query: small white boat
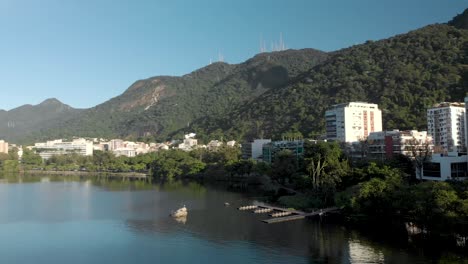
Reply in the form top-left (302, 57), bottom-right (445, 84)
top-left (171, 205), bottom-right (188, 218)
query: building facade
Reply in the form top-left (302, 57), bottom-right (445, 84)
top-left (421, 152), bottom-right (468, 181)
top-left (427, 102), bottom-right (466, 153)
top-left (367, 130), bottom-right (433, 160)
top-left (113, 148), bottom-right (136, 157)
top-left (465, 96), bottom-right (468, 152)
top-left (325, 102), bottom-right (382, 143)
top-left (34, 138), bottom-right (93, 160)
top-left (207, 140), bottom-right (223, 150)
top-left (178, 137), bottom-right (198, 151)
top-left (262, 140), bottom-right (304, 164)
top-left (241, 139), bottom-right (271, 160)
top-left (0, 140), bottom-right (8, 154)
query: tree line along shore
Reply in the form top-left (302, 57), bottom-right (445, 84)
top-left (1, 142), bottom-right (467, 248)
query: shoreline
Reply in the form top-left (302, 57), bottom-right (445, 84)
top-left (19, 170), bottom-right (148, 180)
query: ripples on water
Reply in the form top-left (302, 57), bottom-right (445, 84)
top-left (0, 176), bottom-right (465, 264)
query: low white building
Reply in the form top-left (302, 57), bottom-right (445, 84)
top-left (226, 140), bottom-right (236, 147)
top-left (178, 137), bottom-right (198, 151)
top-left (156, 143), bottom-right (169, 150)
top-left (367, 130), bottom-right (433, 160)
top-left (113, 148), bottom-right (136, 157)
top-left (33, 138), bottom-right (93, 160)
top-left (421, 152), bottom-right (468, 181)
top-left (207, 140), bottom-right (223, 150)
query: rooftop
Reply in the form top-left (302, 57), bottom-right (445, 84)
top-left (328, 102), bottom-right (379, 109)
top-left (430, 102), bottom-right (465, 108)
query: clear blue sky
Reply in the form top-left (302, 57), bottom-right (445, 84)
top-left (0, 0), bottom-right (467, 110)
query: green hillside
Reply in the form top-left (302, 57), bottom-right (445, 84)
top-left (8, 9), bottom-right (468, 144)
top-left (19, 49), bottom-right (327, 144)
top-left (0, 99), bottom-right (82, 143)
top-left (199, 24), bottom-right (468, 140)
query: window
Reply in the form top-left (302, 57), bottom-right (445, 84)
top-left (423, 162), bottom-right (441, 177)
top-left (451, 162), bottom-right (468, 178)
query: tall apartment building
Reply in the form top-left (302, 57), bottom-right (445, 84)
top-left (325, 102), bottom-right (382, 143)
top-left (427, 102), bottom-right (466, 153)
top-left (0, 140), bottom-right (8, 154)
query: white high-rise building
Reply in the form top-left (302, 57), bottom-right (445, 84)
top-left (325, 102), bottom-right (382, 143)
top-left (427, 102), bottom-right (466, 153)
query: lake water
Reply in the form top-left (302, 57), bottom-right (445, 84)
top-left (0, 176), bottom-right (465, 264)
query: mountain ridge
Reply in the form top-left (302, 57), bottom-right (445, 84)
top-left (200, 23), bottom-right (468, 140)
top-left (0, 98), bottom-right (82, 143)
top-left (4, 8), bottom-right (468, 144)
top-left (11, 48), bottom-right (327, 144)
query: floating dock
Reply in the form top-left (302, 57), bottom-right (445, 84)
top-left (270, 211), bottom-right (293, 217)
top-left (238, 205), bottom-right (258, 210)
top-left (238, 204), bottom-right (339, 224)
top-left (253, 208), bottom-right (274, 214)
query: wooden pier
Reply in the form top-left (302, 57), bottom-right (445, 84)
top-left (238, 203), bottom-right (339, 224)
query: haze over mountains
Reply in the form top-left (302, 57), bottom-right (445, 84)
top-left (3, 9), bottom-right (468, 144)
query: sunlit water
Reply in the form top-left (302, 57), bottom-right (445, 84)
top-left (0, 176), bottom-right (465, 264)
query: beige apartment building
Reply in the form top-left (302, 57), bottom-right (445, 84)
top-left (325, 102), bottom-right (383, 143)
top-left (0, 140), bottom-right (8, 154)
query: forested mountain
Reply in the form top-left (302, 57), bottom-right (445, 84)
top-left (17, 49), bottom-right (327, 143)
top-left (449, 8), bottom-right (468, 30)
top-left (198, 23), bottom-right (468, 140)
top-left (0, 99), bottom-right (82, 142)
top-left (6, 9), bottom-right (468, 144)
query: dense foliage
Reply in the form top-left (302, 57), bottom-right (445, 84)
top-left (266, 142), bottom-right (468, 237)
top-left (205, 24), bottom-right (468, 140)
top-left (0, 99), bottom-right (82, 144)
top-left (0, 149), bottom-right (19, 173)
top-left (17, 49), bottom-right (327, 144)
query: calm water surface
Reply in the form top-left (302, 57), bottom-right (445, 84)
top-left (0, 176), bottom-right (465, 264)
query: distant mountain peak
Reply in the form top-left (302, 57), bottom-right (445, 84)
top-left (39, 98), bottom-right (63, 106)
top-left (448, 8), bottom-right (468, 30)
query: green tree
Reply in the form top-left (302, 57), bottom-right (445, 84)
top-left (306, 154), bottom-right (327, 189)
top-left (270, 150), bottom-right (297, 184)
top-left (151, 150), bottom-right (206, 181)
top-left (21, 149), bottom-right (42, 167)
top-left (304, 141), bottom-right (350, 188)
